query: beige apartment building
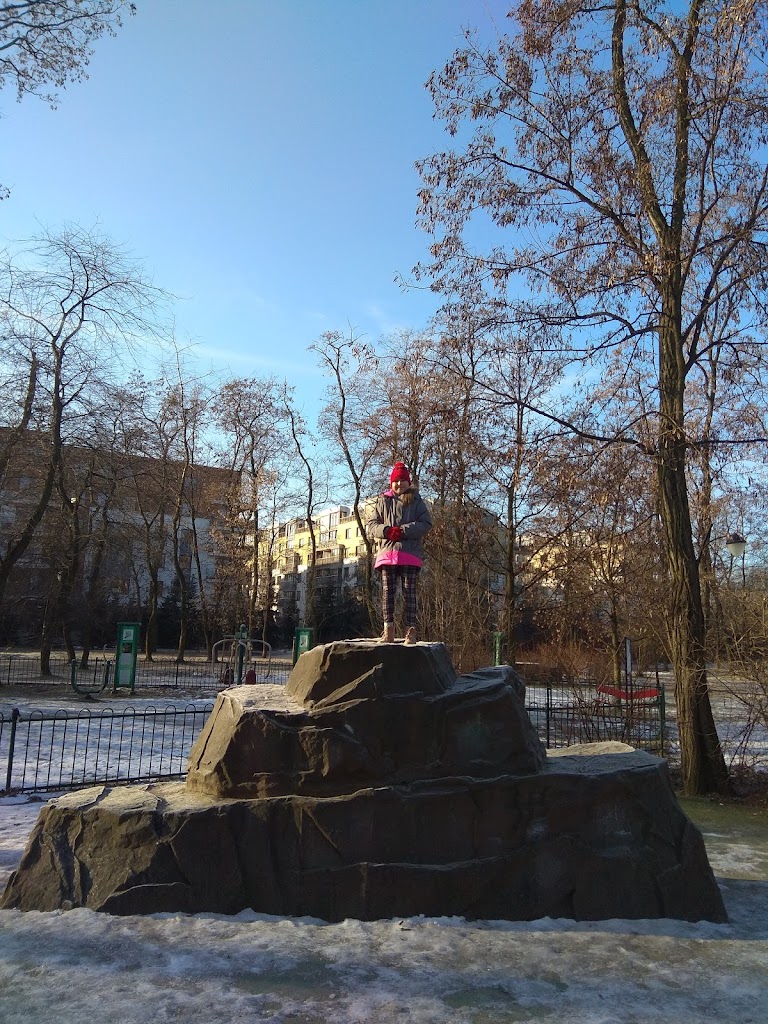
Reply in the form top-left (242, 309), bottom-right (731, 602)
top-left (269, 505), bottom-right (371, 622)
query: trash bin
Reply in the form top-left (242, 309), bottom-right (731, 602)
top-left (293, 627), bottom-right (315, 665)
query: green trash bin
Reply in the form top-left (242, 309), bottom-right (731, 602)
top-left (293, 627), bottom-right (315, 665)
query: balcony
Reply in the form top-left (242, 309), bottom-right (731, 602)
top-left (316, 545), bottom-right (343, 562)
top-left (278, 553), bottom-right (300, 572)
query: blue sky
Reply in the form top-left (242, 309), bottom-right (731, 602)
top-left (0, 0), bottom-right (507, 410)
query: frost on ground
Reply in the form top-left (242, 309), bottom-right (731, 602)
top-left (0, 794), bottom-right (765, 1023)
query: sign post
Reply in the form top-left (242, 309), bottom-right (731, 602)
top-left (235, 624), bottom-right (248, 684)
top-left (114, 622), bottom-right (141, 692)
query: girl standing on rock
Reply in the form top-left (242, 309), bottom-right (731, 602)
top-left (366, 462), bottom-right (432, 644)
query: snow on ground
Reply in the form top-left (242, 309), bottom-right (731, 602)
top-left (0, 794), bottom-right (765, 1023)
top-left (0, 672), bottom-right (764, 1022)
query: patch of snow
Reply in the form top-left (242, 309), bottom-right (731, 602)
top-left (0, 793), bottom-right (765, 1023)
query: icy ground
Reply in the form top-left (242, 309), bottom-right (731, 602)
top-left (0, 795), bottom-right (765, 1023)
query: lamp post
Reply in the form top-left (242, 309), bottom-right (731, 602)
top-left (722, 532), bottom-right (748, 661)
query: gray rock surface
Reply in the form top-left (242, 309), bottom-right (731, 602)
top-left (1, 641), bottom-right (727, 923)
top-left (186, 642), bottom-right (546, 797)
top-left (285, 639), bottom-right (458, 705)
top-left (547, 740), bottom-right (637, 756)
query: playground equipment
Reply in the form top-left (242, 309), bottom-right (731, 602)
top-left (70, 658), bottom-right (112, 699)
top-left (212, 626), bottom-right (272, 687)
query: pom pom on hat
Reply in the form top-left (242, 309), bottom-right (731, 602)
top-left (390, 462), bottom-right (411, 484)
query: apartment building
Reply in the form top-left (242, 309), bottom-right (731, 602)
top-left (269, 505), bottom-right (371, 622)
top-left (0, 429), bottom-right (239, 642)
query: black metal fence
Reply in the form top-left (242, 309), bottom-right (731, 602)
top-left (0, 652), bottom-right (292, 691)
top-left (0, 703), bottom-right (215, 794)
top-left (525, 682), bottom-right (667, 755)
top-left (0, 682), bottom-right (669, 796)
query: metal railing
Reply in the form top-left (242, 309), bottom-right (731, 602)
top-left (525, 681), bottom-right (667, 755)
top-left (0, 652), bottom-right (292, 690)
top-left (0, 672), bottom-right (669, 796)
top-left (3, 653), bottom-right (76, 686)
top-left (0, 702), bottom-right (214, 794)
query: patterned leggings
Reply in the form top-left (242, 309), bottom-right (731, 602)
top-left (379, 565), bottom-right (420, 628)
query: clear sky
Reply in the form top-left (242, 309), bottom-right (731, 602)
top-left (0, 0), bottom-right (508, 409)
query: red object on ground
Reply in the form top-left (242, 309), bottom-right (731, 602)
top-left (597, 684), bottom-right (661, 701)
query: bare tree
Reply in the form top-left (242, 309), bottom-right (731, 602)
top-left (415, 1), bottom-right (768, 793)
top-left (312, 330), bottom-right (380, 631)
top-left (213, 376), bottom-right (289, 638)
top-left (123, 379), bottom-right (181, 660)
top-left (73, 404), bottom-right (127, 666)
top-left (428, 320), bottom-right (568, 663)
top-left (281, 384), bottom-right (321, 632)
top-left (0, 226), bottom-right (165, 618)
top-left (0, 1), bottom-right (135, 197)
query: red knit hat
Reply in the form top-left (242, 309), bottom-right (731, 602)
top-left (390, 461), bottom-right (411, 484)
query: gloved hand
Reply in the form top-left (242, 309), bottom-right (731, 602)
top-left (384, 525), bottom-right (404, 542)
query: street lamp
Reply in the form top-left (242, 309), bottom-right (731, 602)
top-left (725, 532), bottom-right (747, 591)
top-left (725, 533), bottom-right (747, 559)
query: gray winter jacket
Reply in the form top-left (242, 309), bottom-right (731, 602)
top-left (366, 487), bottom-right (432, 567)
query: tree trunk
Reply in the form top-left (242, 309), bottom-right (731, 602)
top-left (39, 577), bottom-right (58, 677)
top-left (190, 511), bottom-right (212, 657)
top-left (145, 574), bottom-right (159, 661)
top-left (504, 402), bottom-right (527, 665)
top-left (61, 582), bottom-right (76, 664)
top-left (40, 636), bottom-right (52, 677)
top-left (0, 365), bottom-right (62, 607)
top-left (80, 498), bottom-right (113, 668)
top-left (504, 482), bottom-right (517, 665)
top-left (608, 604), bottom-right (622, 688)
top-left (351, 505), bottom-right (376, 633)
top-left (657, 299), bottom-right (728, 795)
top-left (173, 531), bottom-right (188, 664)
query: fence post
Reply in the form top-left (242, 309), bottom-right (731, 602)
top-left (5, 707), bottom-right (19, 792)
top-left (546, 681), bottom-right (552, 748)
top-left (7, 655), bottom-right (12, 686)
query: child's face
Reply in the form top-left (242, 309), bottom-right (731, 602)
top-left (392, 478), bottom-right (409, 495)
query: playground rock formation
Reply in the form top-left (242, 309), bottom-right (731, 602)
top-left (185, 640), bottom-right (546, 797)
top-left (1, 640), bottom-right (727, 923)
